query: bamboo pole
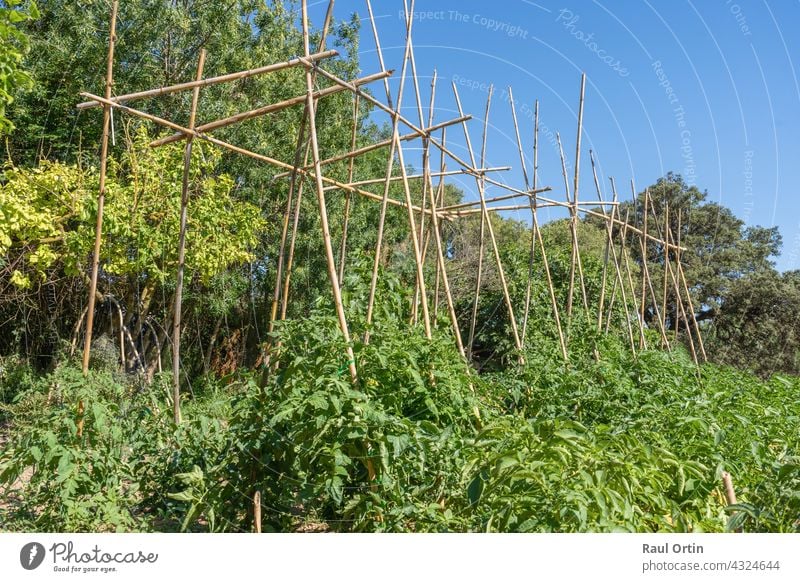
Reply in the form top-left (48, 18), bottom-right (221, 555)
top-left (432, 127), bottom-right (447, 324)
top-left (364, 0), bottom-right (419, 342)
top-left (150, 70), bottom-right (391, 148)
top-left (437, 186), bottom-right (552, 212)
top-left (604, 183), bottom-right (637, 353)
top-left (410, 68), bottom-right (437, 325)
top-left (675, 209), bottom-right (682, 337)
top-left (365, 0), bottom-right (393, 110)
top-left (639, 192), bottom-right (671, 350)
top-left (253, 491), bottom-right (262, 534)
top-left (296, 57), bottom-right (491, 183)
top-left (668, 204), bottom-right (707, 361)
top-left (270, 1), bottom-right (336, 335)
top-left (590, 151), bottom-right (611, 332)
top-left (662, 201), bottom-right (671, 334)
top-left (614, 191), bottom-right (647, 351)
top-left (272, 115), bottom-right (472, 180)
top-left (76, 50), bottom-right (338, 110)
top-left (663, 224), bottom-right (698, 365)
top-left (425, 130), bottom-right (465, 358)
top-left (509, 90), bottom-right (535, 347)
top-left (529, 102), bottom-right (568, 360)
top-left (172, 49), bottom-right (206, 425)
top-left (301, 0), bottom-right (356, 382)
top-left (82, 0), bottom-right (119, 379)
top-left (639, 183), bottom-right (649, 348)
top-left (557, 132), bottom-right (582, 320)
top-left (675, 236), bottom-right (708, 362)
top-left (466, 86), bottom-right (492, 362)
top-left (328, 167), bottom-right (508, 190)
top-left (82, 93), bottom-right (442, 220)
top-left (454, 83), bottom-right (524, 358)
top-left (338, 93), bottom-right (360, 281)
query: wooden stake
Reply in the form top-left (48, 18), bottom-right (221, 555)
top-left (254, 490), bottom-right (262, 533)
top-left (172, 48), bottom-right (206, 425)
top-left (82, 0), bottom-right (118, 383)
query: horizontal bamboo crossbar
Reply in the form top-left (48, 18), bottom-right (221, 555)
top-left (297, 58), bottom-right (497, 184)
top-left (150, 70), bottom-right (392, 147)
top-left (271, 115), bottom-right (473, 180)
top-left (76, 50), bottom-right (339, 110)
top-left (438, 187), bottom-right (553, 212)
top-left (325, 167), bottom-right (510, 190)
top-left (80, 92), bottom-right (447, 221)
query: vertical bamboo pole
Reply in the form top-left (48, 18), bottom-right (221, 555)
top-left (253, 491), bottom-right (262, 533)
top-left (301, 0), bottom-right (357, 382)
top-left (662, 201), bottom-right (670, 334)
top-left (639, 183), bottom-right (649, 347)
top-left (675, 239), bottom-right (708, 362)
top-left (411, 69), bottom-right (438, 323)
top-left (269, 0), bottom-right (335, 332)
top-left (664, 226), bottom-right (698, 366)
top-left (82, 0), bottom-right (119, 376)
top-left (390, 6), bottom-right (433, 339)
top-left (507, 89), bottom-right (532, 341)
top-left (590, 151), bottom-right (610, 332)
top-left (604, 186), bottom-right (637, 354)
top-left (519, 97), bottom-right (537, 346)
top-left (433, 127), bottom-right (447, 324)
top-left (425, 133), bottom-right (465, 358)
top-left (172, 48), bottom-right (206, 425)
top-left (79, 0), bottom-right (118, 439)
top-left (639, 191), bottom-right (670, 350)
top-left (465, 87), bottom-right (491, 362)
top-left (675, 209), bottom-right (683, 337)
top-left (557, 133), bottom-right (588, 319)
top-left (338, 93), bottom-right (360, 281)
top-left (365, 0), bottom-right (423, 341)
top-left (512, 97), bottom-right (567, 359)
top-left (617, 205), bottom-right (647, 350)
top-left (453, 84), bottom-right (524, 359)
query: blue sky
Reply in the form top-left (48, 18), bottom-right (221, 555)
top-left (307, 1), bottom-right (800, 271)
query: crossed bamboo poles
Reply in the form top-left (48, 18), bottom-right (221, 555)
top-left (79, 0), bottom-right (706, 426)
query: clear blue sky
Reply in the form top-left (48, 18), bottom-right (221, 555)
top-left (308, 1), bottom-right (800, 271)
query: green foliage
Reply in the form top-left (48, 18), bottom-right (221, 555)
top-left (0, 0), bottom-right (37, 133)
